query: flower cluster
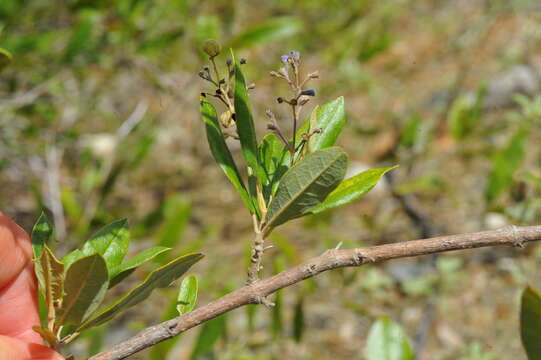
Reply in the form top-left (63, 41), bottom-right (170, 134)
top-left (267, 51), bottom-right (321, 164)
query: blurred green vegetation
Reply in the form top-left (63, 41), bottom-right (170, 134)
top-left (1, 0), bottom-right (541, 359)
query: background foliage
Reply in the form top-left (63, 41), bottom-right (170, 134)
top-left (1, 0), bottom-right (541, 359)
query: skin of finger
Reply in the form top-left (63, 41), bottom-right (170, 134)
top-left (0, 335), bottom-right (63, 360)
top-left (0, 212), bottom-right (32, 288)
top-left (0, 264), bottom-right (43, 343)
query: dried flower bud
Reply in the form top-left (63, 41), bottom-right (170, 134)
top-left (308, 71), bottom-right (319, 79)
top-left (198, 71), bottom-right (205, 78)
top-left (270, 71), bottom-right (280, 77)
top-left (201, 92), bottom-right (207, 97)
top-left (290, 98), bottom-right (298, 105)
top-left (265, 109), bottom-right (274, 118)
top-left (247, 83), bottom-right (255, 90)
top-left (226, 58), bottom-right (232, 66)
top-left (203, 66), bottom-right (210, 71)
top-left (298, 96), bottom-right (310, 106)
top-left (216, 89), bottom-right (222, 95)
top-left (240, 58), bottom-right (247, 64)
top-left (277, 97), bottom-right (284, 104)
top-left (267, 123), bottom-right (277, 130)
top-left (301, 89), bottom-right (316, 97)
top-left (227, 88), bottom-right (233, 99)
top-left (219, 79), bottom-right (226, 84)
top-left (220, 110), bottom-right (234, 128)
top-left (202, 39), bottom-right (221, 58)
top-left (290, 51), bottom-right (300, 61)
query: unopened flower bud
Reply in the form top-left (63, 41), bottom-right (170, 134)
top-left (308, 71), bottom-right (319, 79)
top-left (290, 51), bottom-right (300, 61)
top-left (202, 39), bottom-right (221, 58)
top-left (290, 98), bottom-right (298, 105)
top-left (277, 97), bottom-right (284, 104)
top-left (298, 97), bottom-right (310, 106)
top-left (267, 123), bottom-right (277, 130)
top-left (247, 83), bottom-right (255, 90)
top-left (280, 55), bottom-right (289, 65)
top-left (198, 71), bottom-right (205, 78)
top-left (226, 58), bottom-right (232, 66)
top-left (301, 89), bottom-right (316, 97)
top-left (240, 58), bottom-right (247, 64)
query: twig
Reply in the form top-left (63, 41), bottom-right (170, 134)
top-left (89, 225), bottom-right (541, 360)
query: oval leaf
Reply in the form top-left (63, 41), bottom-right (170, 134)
top-left (77, 253), bottom-right (203, 331)
top-left (308, 165), bottom-right (397, 215)
top-left (521, 286), bottom-right (541, 359)
top-left (108, 246), bottom-right (171, 288)
top-left (233, 52), bottom-right (267, 186)
top-left (200, 96), bottom-right (255, 213)
top-left (177, 275), bottom-right (198, 315)
top-left (259, 133), bottom-right (289, 198)
top-left (56, 254), bottom-right (109, 327)
top-left (264, 147), bottom-right (348, 232)
top-left (308, 96), bottom-right (346, 151)
top-left (81, 219), bottom-right (130, 270)
top-left (365, 317), bottom-right (414, 360)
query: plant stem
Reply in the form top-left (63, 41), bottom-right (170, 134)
top-left (247, 231), bottom-right (265, 284)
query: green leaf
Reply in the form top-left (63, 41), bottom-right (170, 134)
top-left (521, 286), bottom-right (541, 360)
top-left (264, 147), bottom-right (348, 232)
top-left (308, 96), bottom-right (346, 152)
top-left (39, 246), bottom-right (64, 324)
top-left (81, 219), bottom-right (130, 271)
top-left (31, 212), bottom-right (53, 259)
top-left (55, 254), bottom-right (109, 327)
top-left (292, 295), bottom-right (304, 342)
top-left (308, 166), bottom-right (397, 215)
top-left (77, 253), bottom-right (203, 331)
top-left (227, 17), bottom-right (301, 49)
top-left (259, 133), bottom-right (289, 198)
top-left (365, 317), bottom-right (414, 360)
top-left (62, 249), bottom-right (85, 270)
top-left (486, 126), bottom-right (528, 202)
top-left (200, 96), bottom-right (255, 214)
top-left (0, 47), bottom-right (12, 72)
top-left (191, 314), bottom-right (227, 359)
top-left (108, 246), bottom-right (171, 288)
top-left (233, 52), bottom-right (268, 186)
top-left (294, 97), bottom-right (346, 154)
top-left (177, 275), bottom-right (198, 315)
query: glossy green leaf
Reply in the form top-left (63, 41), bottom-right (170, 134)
top-left (177, 275), bottom-right (198, 315)
top-left (39, 246), bottom-right (64, 322)
top-left (259, 133), bottom-right (289, 198)
top-left (55, 254), bottom-right (109, 327)
top-left (365, 317), bottom-right (414, 360)
top-left (0, 48), bottom-right (12, 72)
top-left (108, 246), bottom-right (171, 288)
top-left (77, 253), bottom-right (203, 331)
top-left (486, 126), bottom-right (528, 202)
top-left (308, 166), bottom-right (397, 214)
top-left (81, 219), bottom-right (130, 271)
top-left (227, 17), bottom-right (301, 49)
top-left (191, 314), bottom-right (227, 359)
top-left (31, 212), bottom-right (53, 259)
top-left (200, 96), bottom-right (255, 213)
top-left (294, 97), bottom-right (346, 154)
top-left (233, 53), bottom-right (268, 186)
top-left (308, 96), bottom-right (346, 151)
top-left (520, 286), bottom-right (541, 360)
top-left (264, 147), bottom-right (348, 232)
top-left (62, 249), bottom-right (85, 270)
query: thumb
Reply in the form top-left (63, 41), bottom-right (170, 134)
top-left (0, 335), bottom-right (63, 360)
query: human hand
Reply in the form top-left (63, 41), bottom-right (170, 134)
top-left (0, 212), bottom-right (63, 360)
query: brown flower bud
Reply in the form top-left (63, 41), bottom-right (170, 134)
top-left (202, 39), bottom-right (221, 58)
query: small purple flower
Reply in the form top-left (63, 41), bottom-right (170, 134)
top-left (290, 51), bottom-right (300, 61)
top-left (301, 89), bottom-right (316, 97)
top-left (280, 55), bottom-right (289, 65)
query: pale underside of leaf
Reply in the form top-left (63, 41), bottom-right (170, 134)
top-left (39, 246), bottom-right (64, 326)
top-left (55, 254), bottom-right (109, 327)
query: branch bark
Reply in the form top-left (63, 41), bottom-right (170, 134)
top-left (89, 225), bottom-right (541, 360)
